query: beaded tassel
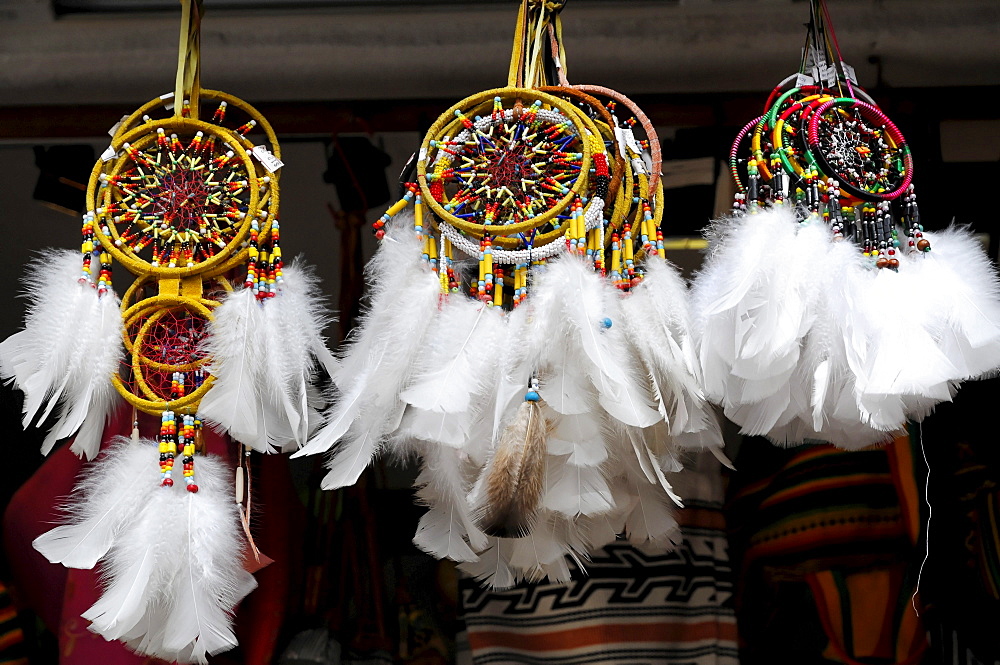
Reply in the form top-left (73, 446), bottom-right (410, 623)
top-left (904, 184), bottom-right (930, 254)
top-left (638, 201), bottom-right (654, 255)
top-left (181, 414), bottom-right (198, 493)
top-left (159, 410), bottom-right (177, 487)
top-left (622, 221), bottom-right (635, 290)
top-left (270, 217), bottom-right (284, 293)
top-left (245, 215), bottom-right (261, 292)
top-left (373, 184), bottom-right (417, 239)
top-left (478, 236), bottom-right (494, 303)
top-left (609, 231), bottom-right (622, 289)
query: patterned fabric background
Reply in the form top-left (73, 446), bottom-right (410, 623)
top-left (460, 452), bottom-right (738, 665)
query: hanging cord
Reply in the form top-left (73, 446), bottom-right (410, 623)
top-left (174, 0), bottom-right (203, 119)
top-left (819, 0), bottom-right (856, 98)
top-left (508, 0), bottom-right (567, 89)
top-left (547, 19), bottom-right (570, 86)
top-left (507, 0), bottom-right (530, 87)
top-left (911, 422), bottom-right (931, 616)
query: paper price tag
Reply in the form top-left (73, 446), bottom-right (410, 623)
top-left (820, 63), bottom-right (837, 87)
top-left (101, 145), bottom-right (117, 162)
top-left (160, 92), bottom-right (174, 111)
top-left (623, 128), bottom-right (642, 156)
top-left (108, 114), bottom-right (130, 137)
top-left (613, 125), bottom-right (628, 159)
top-left (795, 72), bottom-right (815, 87)
top-left (841, 62), bottom-right (858, 84)
top-left (631, 156), bottom-right (647, 175)
top-left (252, 145), bottom-right (284, 173)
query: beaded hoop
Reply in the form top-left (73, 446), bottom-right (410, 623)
top-left (729, 0), bottom-right (927, 266)
top-left (417, 87), bottom-right (606, 252)
top-left (806, 98), bottom-right (913, 201)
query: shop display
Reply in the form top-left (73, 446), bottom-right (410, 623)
top-left (691, 0), bottom-right (1000, 447)
top-left (0, 1), bottom-right (332, 661)
top-left (293, 0), bottom-right (724, 587)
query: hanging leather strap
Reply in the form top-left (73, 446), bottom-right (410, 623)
top-left (174, 0), bottom-right (203, 119)
top-left (507, 0), bottom-right (530, 87)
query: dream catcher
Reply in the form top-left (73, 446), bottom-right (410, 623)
top-left (692, 0), bottom-right (1000, 448)
top-left (294, 0), bottom-right (722, 587)
top-left (0, 1), bottom-right (331, 661)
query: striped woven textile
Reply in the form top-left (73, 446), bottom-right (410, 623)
top-left (727, 435), bottom-right (928, 663)
top-left (460, 453), bottom-right (738, 665)
top-left (0, 582), bottom-right (28, 665)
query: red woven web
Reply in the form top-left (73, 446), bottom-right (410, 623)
top-left (119, 308), bottom-right (209, 402)
top-left (485, 147), bottom-right (533, 198)
top-left (149, 168), bottom-right (217, 232)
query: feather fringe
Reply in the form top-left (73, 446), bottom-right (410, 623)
top-left (200, 263), bottom-right (335, 453)
top-left (293, 213), bottom-right (439, 481)
top-left (34, 438), bottom-right (253, 664)
top-left (0, 250), bottom-right (123, 459)
top-left (74, 440), bottom-right (251, 664)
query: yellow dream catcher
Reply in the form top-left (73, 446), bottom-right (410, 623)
top-left (2, 1), bottom-right (332, 661)
top-left (294, 0), bottom-right (724, 588)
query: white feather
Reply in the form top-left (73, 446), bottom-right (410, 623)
top-left (33, 439), bottom-right (155, 569)
top-left (542, 460), bottom-right (614, 518)
top-left (906, 227), bottom-right (1000, 380)
top-left (400, 298), bottom-right (498, 414)
top-left (457, 538), bottom-right (517, 589)
top-left (411, 444), bottom-right (488, 563)
top-left (199, 288), bottom-right (269, 451)
top-left (535, 256), bottom-right (661, 428)
top-left (622, 255), bottom-right (722, 450)
top-left (294, 215), bottom-right (440, 475)
top-left (539, 340), bottom-right (593, 416)
top-left (0, 250), bottom-right (123, 458)
top-left (547, 411), bottom-right (607, 467)
top-left (1, 250), bottom-right (95, 427)
top-left (82, 444), bottom-right (252, 664)
top-left (260, 261), bottom-right (335, 445)
top-left (622, 475), bottom-right (680, 545)
top-left (692, 207), bottom-right (823, 412)
top-left (158, 454), bottom-right (251, 663)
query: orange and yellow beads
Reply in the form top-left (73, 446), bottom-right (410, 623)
top-left (79, 214), bottom-right (113, 296)
top-left (159, 410), bottom-right (178, 487)
top-left (159, 411), bottom-right (200, 492)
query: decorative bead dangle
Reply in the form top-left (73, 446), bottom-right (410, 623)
top-left (159, 410), bottom-right (177, 487)
top-left (181, 414), bottom-right (198, 493)
top-left (691, 0), bottom-right (1000, 453)
top-left (12, 1), bottom-right (334, 661)
top-left (288, 0), bottom-right (725, 595)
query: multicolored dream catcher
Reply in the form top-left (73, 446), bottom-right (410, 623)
top-left (293, 0), bottom-right (724, 587)
top-left (0, 1), bottom-right (331, 661)
top-left (691, 0), bottom-right (1000, 448)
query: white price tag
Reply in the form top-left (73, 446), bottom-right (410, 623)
top-left (160, 92), bottom-right (174, 111)
top-left (795, 72), bottom-right (815, 87)
top-left (613, 124), bottom-right (628, 160)
top-left (820, 63), bottom-right (837, 87)
top-left (623, 127), bottom-right (642, 156)
top-left (841, 62), bottom-right (858, 84)
top-left (108, 114), bottom-right (129, 137)
top-left (418, 147), bottom-right (427, 164)
top-left (252, 145), bottom-right (284, 173)
top-left (101, 145), bottom-right (117, 162)
top-left (631, 156), bottom-right (647, 175)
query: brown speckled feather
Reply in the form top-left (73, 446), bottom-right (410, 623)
top-left (475, 399), bottom-right (547, 538)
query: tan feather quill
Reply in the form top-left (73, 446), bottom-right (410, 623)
top-left (475, 398), bottom-right (548, 538)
